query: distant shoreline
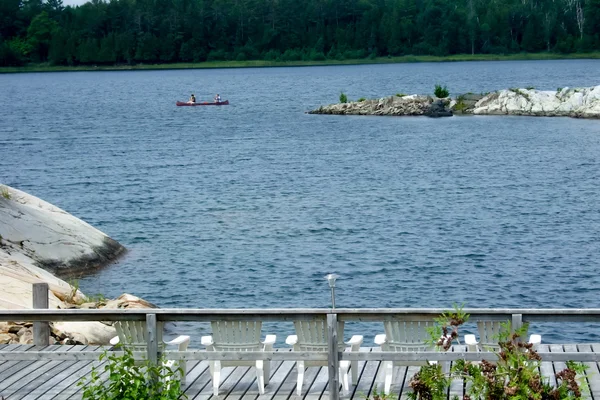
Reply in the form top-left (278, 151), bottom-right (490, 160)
top-left (2, 52), bottom-right (600, 74)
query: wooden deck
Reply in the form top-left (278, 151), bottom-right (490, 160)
top-left (1, 344), bottom-right (600, 399)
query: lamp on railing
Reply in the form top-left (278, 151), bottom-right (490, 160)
top-left (325, 274), bottom-right (339, 309)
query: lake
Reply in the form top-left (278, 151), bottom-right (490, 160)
top-left (1, 60), bottom-right (600, 342)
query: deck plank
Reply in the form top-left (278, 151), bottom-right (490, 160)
top-left (583, 344), bottom-right (600, 400)
top-left (217, 366), bottom-right (252, 398)
top-left (184, 361), bottom-right (216, 399)
top-left (538, 344), bottom-right (557, 388)
top-left (563, 344), bottom-right (592, 400)
top-left (1, 345), bottom-right (71, 399)
top-left (0, 345), bottom-right (58, 393)
top-left (190, 364), bottom-right (239, 400)
top-left (352, 348), bottom-right (379, 399)
top-left (0, 344), bottom-right (599, 400)
top-left (256, 359), bottom-right (295, 400)
top-left (20, 345), bottom-right (94, 400)
top-left (50, 346), bottom-right (107, 400)
top-left (448, 345), bottom-right (466, 400)
top-left (232, 361), bottom-right (285, 400)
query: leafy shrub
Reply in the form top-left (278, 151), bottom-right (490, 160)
top-left (339, 92), bottom-right (348, 103)
top-left (407, 306), bottom-right (588, 400)
top-left (526, 86), bottom-right (535, 90)
top-left (434, 84), bottom-right (449, 98)
top-left (78, 346), bottom-right (186, 400)
top-left (396, 93), bottom-right (406, 97)
top-left (357, 97), bottom-right (366, 102)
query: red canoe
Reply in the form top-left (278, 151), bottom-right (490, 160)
top-left (176, 100), bottom-right (229, 106)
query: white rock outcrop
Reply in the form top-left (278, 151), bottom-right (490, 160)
top-left (0, 185), bottom-right (125, 275)
top-left (0, 184), bottom-right (129, 344)
top-left (473, 86), bottom-right (600, 118)
top-left (309, 95), bottom-right (435, 116)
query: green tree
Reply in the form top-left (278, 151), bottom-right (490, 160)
top-left (27, 11), bottom-right (58, 62)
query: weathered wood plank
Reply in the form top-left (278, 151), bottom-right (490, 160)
top-left (303, 363), bottom-right (329, 400)
top-left (582, 344), bottom-right (600, 400)
top-left (538, 344), bottom-right (557, 389)
top-left (255, 355), bottom-right (295, 400)
top-left (1, 345), bottom-right (72, 399)
top-left (50, 346), bottom-right (108, 400)
top-left (236, 361), bottom-right (285, 400)
top-left (2, 344), bottom-right (600, 400)
top-left (191, 364), bottom-right (238, 400)
top-left (448, 345), bottom-right (466, 400)
top-left (219, 365), bottom-right (253, 398)
top-left (562, 344), bottom-right (591, 400)
top-left (352, 348), bottom-right (379, 399)
top-left (0, 345), bottom-right (62, 395)
top-left (0, 345), bottom-right (55, 388)
top-left (19, 346), bottom-right (94, 400)
top-left (32, 283), bottom-right (50, 346)
top-left (183, 362), bottom-right (214, 399)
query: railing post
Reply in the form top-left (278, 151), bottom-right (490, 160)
top-left (146, 313), bottom-right (158, 372)
top-left (32, 283), bottom-right (49, 346)
top-left (512, 314), bottom-right (523, 332)
top-left (512, 313), bottom-right (523, 343)
top-left (327, 313), bottom-right (340, 400)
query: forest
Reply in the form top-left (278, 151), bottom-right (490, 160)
top-left (0, 0), bottom-right (599, 66)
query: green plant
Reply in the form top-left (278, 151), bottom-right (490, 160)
top-left (526, 86), bottom-right (535, 90)
top-left (78, 346), bottom-right (186, 400)
top-left (364, 384), bottom-right (395, 399)
top-left (357, 97), bottom-right (366, 102)
top-left (453, 325), bottom-right (588, 400)
top-left (339, 92), bottom-right (348, 103)
top-left (407, 363), bottom-right (452, 400)
top-left (1, 186), bottom-right (10, 200)
top-left (557, 87), bottom-right (564, 92)
top-left (434, 84), bottom-right (449, 98)
top-left (408, 309), bottom-right (588, 400)
top-left (396, 93), bottom-right (407, 97)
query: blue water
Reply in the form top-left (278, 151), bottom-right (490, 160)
top-left (1, 60), bottom-right (600, 343)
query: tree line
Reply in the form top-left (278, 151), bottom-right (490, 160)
top-left (1, 0), bottom-right (599, 67)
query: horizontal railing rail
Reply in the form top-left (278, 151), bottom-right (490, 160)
top-left (4, 307), bottom-right (600, 321)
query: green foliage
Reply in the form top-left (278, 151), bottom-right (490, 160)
top-left (1, 186), bottom-right (10, 200)
top-left (434, 84), bottom-right (449, 98)
top-left (410, 309), bottom-right (588, 400)
top-left (364, 384), bottom-right (394, 399)
top-left (525, 86), bottom-right (535, 90)
top-left (395, 93), bottom-right (406, 97)
top-left (1, 0), bottom-right (599, 67)
top-left (78, 347), bottom-right (186, 400)
top-left (357, 97), bottom-right (366, 102)
top-left (339, 92), bottom-right (348, 103)
top-left (407, 363), bottom-right (451, 400)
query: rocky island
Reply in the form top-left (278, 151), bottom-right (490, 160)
top-left (0, 184), bottom-right (151, 345)
top-left (309, 85), bottom-right (600, 119)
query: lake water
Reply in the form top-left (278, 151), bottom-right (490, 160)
top-left (1, 60), bottom-right (600, 343)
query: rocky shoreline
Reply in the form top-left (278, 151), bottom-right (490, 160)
top-left (308, 85), bottom-right (600, 119)
top-left (0, 184), bottom-right (151, 345)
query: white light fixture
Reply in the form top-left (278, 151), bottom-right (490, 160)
top-left (325, 274), bottom-right (339, 308)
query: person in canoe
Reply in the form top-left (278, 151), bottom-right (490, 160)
top-left (188, 94), bottom-right (196, 104)
top-left (214, 94), bottom-right (221, 103)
